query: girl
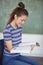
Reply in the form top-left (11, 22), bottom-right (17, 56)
top-left (2, 2), bottom-right (41, 65)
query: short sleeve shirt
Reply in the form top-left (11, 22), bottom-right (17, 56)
top-left (3, 24), bottom-right (22, 56)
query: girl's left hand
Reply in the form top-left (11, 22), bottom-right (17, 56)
top-left (30, 45), bottom-right (36, 51)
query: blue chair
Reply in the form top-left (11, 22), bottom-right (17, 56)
top-left (0, 39), bottom-right (4, 65)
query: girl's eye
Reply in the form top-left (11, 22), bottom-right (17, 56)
top-left (21, 20), bottom-right (23, 21)
top-left (21, 20), bottom-right (25, 22)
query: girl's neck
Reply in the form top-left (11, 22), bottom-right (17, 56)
top-left (10, 20), bottom-right (17, 29)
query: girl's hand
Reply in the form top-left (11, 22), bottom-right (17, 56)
top-left (30, 45), bottom-right (36, 51)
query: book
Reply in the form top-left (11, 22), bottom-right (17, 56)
top-left (13, 42), bottom-right (40, 54)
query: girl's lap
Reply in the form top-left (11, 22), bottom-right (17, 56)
top-left (8, 60), bottom-right (31, 65)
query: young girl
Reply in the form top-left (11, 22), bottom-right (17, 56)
top-left (2, 2), bottom-right (41, 65)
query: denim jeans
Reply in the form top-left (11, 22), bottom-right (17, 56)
top-left (2, 54), bottom-right (41, 65)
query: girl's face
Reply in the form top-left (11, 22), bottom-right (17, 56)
top-left (14, 15), bottom-right (27, 27)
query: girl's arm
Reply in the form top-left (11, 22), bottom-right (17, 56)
top-left (5, 41), bottom-right (12, 52)
top-left (5, 40), bottom-right (18, 53)
top-left (5, 40), bottom-right (13, 53)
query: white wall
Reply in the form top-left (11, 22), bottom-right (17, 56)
top-left (0, 33), bottom-right (3, 39)
top-left (0, 33), bottom-right (43, 57)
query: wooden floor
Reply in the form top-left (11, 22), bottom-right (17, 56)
top-left (28, 56), bottom-right (43, 65)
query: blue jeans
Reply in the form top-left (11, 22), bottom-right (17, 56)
top-left (2, 54), bottom-right (41, 65)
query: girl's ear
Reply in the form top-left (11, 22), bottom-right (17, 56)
top-left (14, 15), bottom-right (18, 20)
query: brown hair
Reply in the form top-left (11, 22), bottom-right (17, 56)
top-left (7, 2), bottom-right (28, 25)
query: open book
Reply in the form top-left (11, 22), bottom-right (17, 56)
top-left (13, 42), bottom-right (40, 54)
